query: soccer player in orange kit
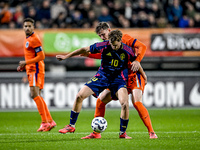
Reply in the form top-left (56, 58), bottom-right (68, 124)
top-left (17, 18), bottom-right (56, 132)
top-left (81, 22), bottom-right (158, 139)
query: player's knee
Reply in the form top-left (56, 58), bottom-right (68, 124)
top-left (76, 93), bottom-right (85, 103)
top-left (121, 101), bottom-right (128, 110)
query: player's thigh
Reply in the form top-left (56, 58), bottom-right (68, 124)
top-left (77, 85), bottom-right (94, 100)
top-left (128, 73), bottom-right (145, 93)
top-left (116, 87), bottom-right (129, 105)
top-left (131, 89), bottom-right (143, 103)
top-left (99, 89), bottom-right (112, 104)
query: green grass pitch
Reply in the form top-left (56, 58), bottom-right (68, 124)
top-left (0, 108), bottom-right (200, 150)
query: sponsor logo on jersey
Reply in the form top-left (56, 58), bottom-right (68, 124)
top-left (106, 52), bottom-right (112, 56)
top-left (25, 42), bottom-right (29, 48)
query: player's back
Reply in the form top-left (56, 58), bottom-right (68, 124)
top-left (24, 33), bottom-right (45, 74)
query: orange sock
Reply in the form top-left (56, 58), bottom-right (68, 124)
top-left (33, 96), bottom-right (47, 123)
top-left (94, 98), bottom-right (106, 118)
top-left (134, 101), bottom-right (154, 133)
top-left (40, 97), bottom-right (53, 123)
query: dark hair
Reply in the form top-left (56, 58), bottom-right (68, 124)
top-left (95, 22), bottom-right (110, 34)
top-left (108, 29), bottom-right (122, 43)
top-left (23, 18), bottom-right (35, 25)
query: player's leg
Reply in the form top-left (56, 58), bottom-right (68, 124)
top-left (30, 86), bottom-right (51, 132)
top-left (130, 73), bottom-right (158, 139)
top-left (132, 89), bottom-right (158, 139)
top-left (59, 85), bottom-right (94, 134)
top-left (94, 89), bottom-right (112, 118)
top-left (82, 89), bottom-right (112, 139)
top-left (28, 73), bottom-right (51, 132)
top-left (116, 88), bottom-right (132, 139)
top-left (39, 74), bottom-right (56, 131)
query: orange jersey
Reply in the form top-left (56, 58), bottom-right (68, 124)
top-left (24, 32), bottom-right (45, 74)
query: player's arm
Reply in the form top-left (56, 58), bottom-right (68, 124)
top-left (123, 34), bottom-right (147, 72)
top-left (18, 47), bottom-right (45, 69)
top-left (137, 64), bottom-right (147, 85)
top-left (80, 52), bottom-right (101, 59)
top-left (56, 46), bottom-right (90, 61)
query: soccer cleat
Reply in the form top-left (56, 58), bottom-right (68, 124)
top-left (43, 120), bottom-right (57, 132)
top-left (149, 132), bottom-right (158, 139)
top-left (59, 125), bottom-right (75, 133)
top-left (81, 132), bottom-right (101, 139)
top-left (37, 122), bottom-right (51, 132)
top-left (119, 132), bottom-right (132, 139)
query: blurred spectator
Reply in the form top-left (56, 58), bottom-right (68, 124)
top-left (27, 7), bottom-right (38, 21)
top-left (98, 6), bottom-right (114, 24)
top-left (130, 13), bottom-right (138, 27)
top-left (71, 10), bottom-right (83, 27)
top-left (77, 0), bottom-right (92, 19)
top-left (124, 1), bottom-right (133, 20)
top-left (137, 11), bottom-right (150, 28)
top-left (150, 2), bottom-right (161, 19)
top-left (0, 3), bottom-right (12, 28)
top-left (52, 12), bottom-right (66, 28)
top-left (148, 13), bottom-right (157, 28)
top-left (92, 0), bottom-right (106, 18)
top-left (37, 0), bottom-right (51, 28)
top-left (23, 1), bottom-right (34, 18)
top-left (13, 5), bottom-right (23, 23)
top-left (166, 0), bottom-right (183, 27)
top-left (135, 0), bottom-right (150, 14)
top-left (50, 0), bottom-right (67, 20)
top-left (194, 13), bottom-right (200, 27)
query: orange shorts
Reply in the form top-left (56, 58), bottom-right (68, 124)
top-left (127, 73), bottom-right (145, 94)
top-left (27, 73), bottom-right (44, 89)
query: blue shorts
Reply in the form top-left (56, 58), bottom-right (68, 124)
top-left (85, 73), bottom-right (127, 99)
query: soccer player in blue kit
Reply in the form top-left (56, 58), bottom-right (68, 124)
top-left (56, 29), bottom-right (145, 139)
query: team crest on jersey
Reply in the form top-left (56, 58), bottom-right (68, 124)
top-left (120, 53), bottom-right (125, 60)
top-left (25, 42), bottom-right (29, 48)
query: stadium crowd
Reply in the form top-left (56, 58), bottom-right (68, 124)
top-left (0, 0), bottom-right (200, 29)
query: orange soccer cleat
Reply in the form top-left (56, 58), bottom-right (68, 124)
top-left (81, 132), bottom-right (101, 139)
top-left (119, 132), bottom-right (132, 139)
top-left (59, 125), bottom-right (75, 133)
top-left (37, 122), bottom-right (51, 132)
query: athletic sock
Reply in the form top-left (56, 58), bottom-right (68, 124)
top-left (94, 98), bottom-right (106, 117)
top-left (120, 118), bottom-right (129, 133)
top-left (134, 101), bottom-right (154, 133)
top-left (40, 96), bottom-right (53, 123)
top-left (70, 110), bottom-right (79, 126)
top-left (33, 96), bottom-right (47, 123)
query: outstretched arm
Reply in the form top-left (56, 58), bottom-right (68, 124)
top-left (56, 46), bottom-right (90, 61)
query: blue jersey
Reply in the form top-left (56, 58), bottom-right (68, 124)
top-left (90, 40), bottom-right (136, 81)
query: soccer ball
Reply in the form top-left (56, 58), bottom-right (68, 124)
top-left (91, 117), bottom-right (107, 133)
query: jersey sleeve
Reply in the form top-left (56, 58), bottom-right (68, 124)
top-left (88, 53), bottom-right (101, 59)
top-left (122, 34), bottom-right (146, 62)
top-left (29, 34), bottom-right (42, 49)
top-left (90, 41), bottom-right (107, 54)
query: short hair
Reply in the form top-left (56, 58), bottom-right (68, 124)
top-left (23, 18), bottom-right (35, 25)
top-left (95, 22), bottom-right (111, 34)
top-left (108, 29), bottom-right (122, 43)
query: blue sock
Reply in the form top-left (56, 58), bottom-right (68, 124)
top-left (120, 118), bottom-right (129, 133)
top-left (70, 110), bottom-right (79, 125)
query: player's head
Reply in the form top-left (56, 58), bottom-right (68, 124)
top-left (23, 18), bottom-right (34, 36)
top-left (108, 29), bottom-right (122, 51)
top-left (95, 22), bottom-right (111, 41)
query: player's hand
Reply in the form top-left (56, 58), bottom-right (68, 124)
top-left (56, 55), bottom-right (67, 61)
top-left (131, 60), bottom-right (140, 72)
top-left (17, 65), bottom-right (25, 72)
top-left (19, 61), bottom-right (26, 69)
top-left (79, 52), bottom-right (90, 57)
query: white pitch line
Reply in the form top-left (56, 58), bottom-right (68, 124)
top-left (0, 131), bottom-right (199, 136)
